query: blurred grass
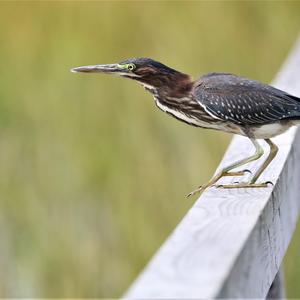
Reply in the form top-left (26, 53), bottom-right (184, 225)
top-left (0, 1), bottom-right (299, 297)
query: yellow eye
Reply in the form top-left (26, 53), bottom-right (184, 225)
top-left (128, 63), bottom-right (135, 71)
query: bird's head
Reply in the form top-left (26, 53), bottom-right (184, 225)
top-left (71, 57), bottom-right (192, 95)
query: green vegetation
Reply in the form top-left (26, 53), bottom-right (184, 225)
top-left (0, 1), bottom-right (299, 297)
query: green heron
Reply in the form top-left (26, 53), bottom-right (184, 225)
top-left (71, 58), bottom-right (300, 197)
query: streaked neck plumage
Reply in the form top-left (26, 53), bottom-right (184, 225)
top-left (138, 71), bottom-right (193, 100)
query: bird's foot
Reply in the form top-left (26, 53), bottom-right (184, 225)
top-left (186, 169), bottom-right (250, 198)
top-left (215, 181), bottom-right (273, 189)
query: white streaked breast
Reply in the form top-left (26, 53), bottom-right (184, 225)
top-left (155, 99), bottom-right (222, 130)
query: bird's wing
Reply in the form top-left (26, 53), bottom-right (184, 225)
top-left (193, 73), bottom-right (300, 125)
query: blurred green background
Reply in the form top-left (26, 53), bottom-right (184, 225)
top-left (0, 1), bottom-right (300, 297)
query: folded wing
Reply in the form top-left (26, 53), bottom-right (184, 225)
top-left (193, 73), bottom-right (300, 125)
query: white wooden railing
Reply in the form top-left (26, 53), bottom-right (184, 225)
top-left (124, 36), bottom-right (300, 299)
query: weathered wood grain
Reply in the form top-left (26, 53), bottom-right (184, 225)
top-left (124, 36), bottom-right (300, 299)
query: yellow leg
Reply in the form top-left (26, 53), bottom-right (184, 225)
top-left (187, 139), bottom-right (264, 197)
top-left (250, 139), bottom-right (278, 183)
top-left (215, 139), bottom-right (278, 189)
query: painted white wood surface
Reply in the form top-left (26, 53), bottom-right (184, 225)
top-left (124, 36), bottom-right (300, 299)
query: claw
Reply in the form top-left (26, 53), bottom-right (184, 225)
top-left (187, 184), bottom-right (210, 198)
top-left (215, 184), bottom-right (224, 188)
top-left (187, 187), bottom-right (204, 198)
top-left (264, 181), bottom-right (274, 186)
top-left (242, 169), bottom-right (252, 174)
top-left (187, 191), bottom-right (197, 198)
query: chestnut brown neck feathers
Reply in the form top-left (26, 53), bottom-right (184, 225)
top-left (134, 66), bottom-right (193, 98)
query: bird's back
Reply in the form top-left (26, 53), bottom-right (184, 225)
top-left (193, 73), bottom-right (300, 126)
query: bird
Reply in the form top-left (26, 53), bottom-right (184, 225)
top-left (71, 58), bottom-right (300, 197)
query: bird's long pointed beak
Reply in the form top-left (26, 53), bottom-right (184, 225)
top-left (71, 64), bottom-right (121, 74)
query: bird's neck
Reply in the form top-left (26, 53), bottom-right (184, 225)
top-left (141, 72), bottom-right (193, 99)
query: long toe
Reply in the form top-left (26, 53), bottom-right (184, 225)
top-left (187, 187), bottom-right (204, 198)
top-left (223, 170), bottom-right (248, 177)
top-left (216, 182), bottom-right (270, 189)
